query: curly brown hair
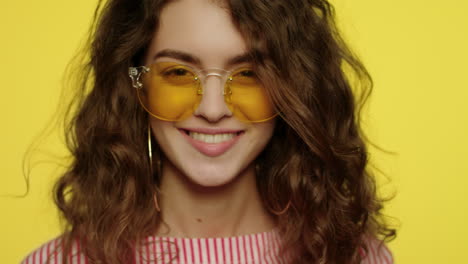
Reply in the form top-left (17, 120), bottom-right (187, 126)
top-left (52, 0), bottom-right (396, 263)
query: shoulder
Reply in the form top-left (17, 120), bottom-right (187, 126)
top-left (360, 236), bottom-right (394, 264)
top-left (21, 236), bottom-right (86, 264)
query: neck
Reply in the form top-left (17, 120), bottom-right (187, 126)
top-left (155, 161), bottom-right (276, 238)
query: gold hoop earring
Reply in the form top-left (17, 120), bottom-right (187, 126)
top-left (269, 200), bottom-right (292, 215)
top-left (256, 163), bottom-right (291, 216)
top-left (148, 124), bottom-right (161, 212)
top-left (148, 124), bottom-right (153, 173)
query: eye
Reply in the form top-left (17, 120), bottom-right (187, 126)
top-left (239, 70), bottom-right (255, 77)
top-left (161, 65), bottom-right (195, 82)
top-left (232, 68), bottom-right (259, 86)
top-left (164, 68), bottom-right (190, 77)
top-left (159, 64), bottom-right (196, 85)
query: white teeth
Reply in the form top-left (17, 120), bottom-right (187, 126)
top-left (189, 132), bottom-right (236, 143)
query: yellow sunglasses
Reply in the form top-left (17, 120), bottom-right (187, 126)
top-left (129, 61), bottom-right (277, 122)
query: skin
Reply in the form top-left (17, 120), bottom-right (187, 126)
top-left (145, 0), bottom-right (277, 238)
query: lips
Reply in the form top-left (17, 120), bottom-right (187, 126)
top-left (178, 128), bottom-right (244, 157)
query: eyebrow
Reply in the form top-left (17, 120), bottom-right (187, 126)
top-left (153, 49), bottom-right (201, 65)
top-left (152, 49), bottom-right (253, 67)
top-left (227, 52), bottom-right (253, 66)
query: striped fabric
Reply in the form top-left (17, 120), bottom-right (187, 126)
top-left (360, 237), bottom-right (393, 264)
top-left (21, 230), bottom-right (393, 264)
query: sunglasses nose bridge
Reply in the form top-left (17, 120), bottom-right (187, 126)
top-left (194, 70), bottom-right (233, 121)
top-left (198, 69), bottom-right (230, 96)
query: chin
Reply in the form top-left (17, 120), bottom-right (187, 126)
top-left (181, 161), bottom-right (248, 188)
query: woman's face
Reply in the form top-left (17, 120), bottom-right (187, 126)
top-left (145, 0), bottom-right (275, 187)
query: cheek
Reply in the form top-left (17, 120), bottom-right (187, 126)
top-left (255, 121), bottom-right (276, 143)
top-left (245, 121), bottom-right (276, 159)
top-left (150, 120), bottom-right (175, 152)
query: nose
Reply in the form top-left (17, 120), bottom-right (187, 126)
top-left (193, 75), bottom-right (233, 122)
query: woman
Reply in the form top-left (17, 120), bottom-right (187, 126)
top-left (22, 0), bottom-right (396, 263)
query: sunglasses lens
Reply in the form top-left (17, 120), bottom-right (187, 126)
top-left (138, 62), bottom-right (201, 121)
top-left (226, 68), bottom-right (276, 122)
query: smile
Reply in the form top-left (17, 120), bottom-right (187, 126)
top-left (189, 132), bottom-right (236, 143)
top-left (179, 129), bottom-right (244, 157)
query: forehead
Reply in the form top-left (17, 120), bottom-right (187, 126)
top-left (145, 0), bottom-right (248, 67)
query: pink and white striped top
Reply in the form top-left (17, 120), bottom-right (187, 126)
top-left (21, 230), bottom-right (393, 264)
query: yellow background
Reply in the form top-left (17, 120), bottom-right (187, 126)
top-left (1, 0), bottom-right (467, 263)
